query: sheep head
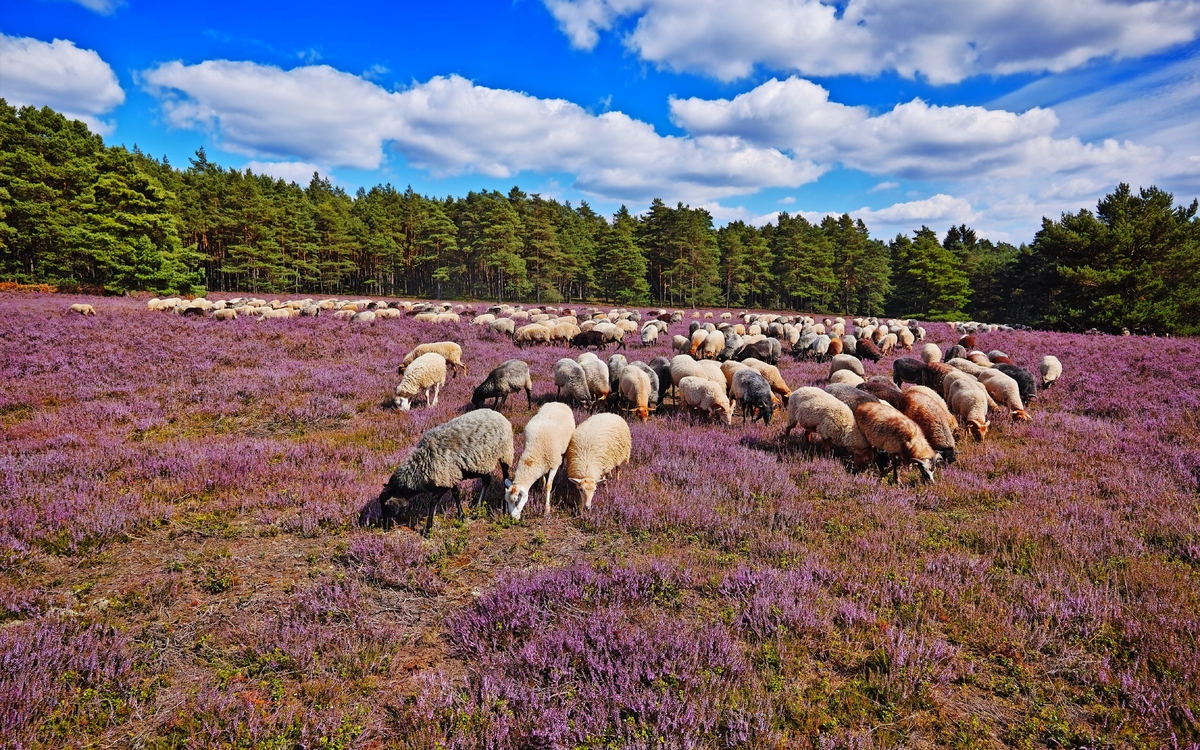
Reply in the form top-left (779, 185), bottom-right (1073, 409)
top-left (503, 479), bottom-right (530, 520)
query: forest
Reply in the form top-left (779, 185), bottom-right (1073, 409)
top-left (2, 100), bottom-right (1198, 334)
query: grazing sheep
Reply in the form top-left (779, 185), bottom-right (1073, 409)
top-left (376, 409), bottom-right (514, 535)
top-left (946, 378), bottom-right (991, 441)
top-left (641, 323), bottom-right (660, 346)
top-left (740, 358), bottom-right (791, 403)
top-left (489, 318), bottom-right (516, 338)
top-left (697, 359), bottom-right (728, 388)
top-left (824, 383), bottom-right (881, 412)
top-left (212, 308), bottom-right (238, 321)
top-left (504, 403), bottom-right (576, 519)
top-left (829, 369), bottom-right (865, 386)
top-left (943, 344), bottom-right (968, 363)
top-left (854, 338), bottom-right (883, 363)
top-left (920, 343), bottom-right (942, 364)
top-left (394, 353), bottom-right (447, 411)
top-left (689, 329), bottom-right (709, 357)
top-left (829, 353), bottom-right (866, 380)
top-left (854, 401), bottom-right (939, 483)
top-left (648, 356), bottom-right (673, 404)
top-left (619, 366), bottom-right (653, 421)
top-left (880, 333), bottom-right (898, 355)
top-left (577, 353), bottom-right (611, 404)
top-left (735, 338), bottom-right (781, 365)
top-left (784, 387), bottom-right (873, 469)
top-left (352, 310), bottom-right (377, 324)
top-left (858, 377), bottom-right (905, 409)
top-left (260, 308), bottom-right (292, 320)
top-left (994, 363), bottom-right (1038, 405)
top-left (516, 324), bottom-right (554, 347)
top-left (897, 327), bottom-right (915, 350)
top-left (720, 360), bottom-right (750, 390)
top-left (607, 354), bottom-right (628, 399)
top-left (68, 303), bottom-right (97, 316)
top-left (670, 355), bottom-right (706, 396)
top-left (892, 357), bottom-right (927, 388)
top-left (977, 369), bottom-right (1030, 421)
top-left (472, 313), bottom-right (497, 326)
top-left (565, 413), bottom-right (632, 510)
top-left (594, 323), bottom-right (627, 349)
top-left (700, 329), bottom-right (726, 360)
top-left (901, 389), bottom-right (957, 463)
top-left (570, 330), bottom-right (608, 349)
top-left (554, 358), bottom-right (593, 407)
top-left (946, 357), bottom-right (989, 377)
top-left (400, 342), bottom-right (466, 378)
top-left (731, 368), bottom-right (775, 424)
top-left (678, 376), bottom-right (734, 425)
top-left (1040, 355), bottom-right (1063, 389)
top-left (628, 360), bottom-right (661, 407)
top-left (472, 359), bottom-right (533, 410)
top-left (672, 335), bottom-right (691, 354)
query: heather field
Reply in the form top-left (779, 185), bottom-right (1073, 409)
top-left (3, 293), bottom-right (1200, 750)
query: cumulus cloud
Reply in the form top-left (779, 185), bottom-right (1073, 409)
top-left (141, 60), bottom-right (822, 203)
top-left (244, 161), bottom-right (330, 185)
top-left (0, 34), bottom-right (124, 133)
top-left (543, 0), bottom-right (1200, 84)
top-left (853, 194), bottom-right (976, 225)
top-left (671, 76), bottom-right (1176, 182)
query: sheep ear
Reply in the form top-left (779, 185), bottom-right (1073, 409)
top-left (568, 477), bottom-right (582, 486)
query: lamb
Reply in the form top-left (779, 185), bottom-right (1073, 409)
top-left (854, 401), bottom-right (939, 483)
top-left (503, 403), bottom-right (576, 519)
top-left (892, 357), bottom-right (927, 388)
top-left (977, 369), bottom-right (1030, 421)
top-left (565, 413), bottom-right (631, 510)
top-left (994, 363), bottom-right (1038, 405)
top-left (68, 303), bottom-right (97, 316)
top-left (1040, 355), bottom-right (1063, 389)
top-left (900, 388), bottom-right (957, 463)
top-left (376, 409), bottom-right (514, 535)
top-left (920, 343), bottom-right (942, 364)
top-left (784, 387), bottom-right (873, 469)
top-left (400, 342), bottom-right (466, 378)
top-left (858, 377), bottom-right (905, 409)
top-left (731, 368), bottom-right (775, 424)
top-left (678, 376), bottom-right (734, 425)
top-left (393, 353), bottom-right (447, 411)
top-left (472, 359), bottom-right (533, 410)
top-left (577, 353), bottom-right (611, 404)
top-left (829, 353), bottom-right (865, 380)
top-left (554, 358), bottom-right (593, 407)
top-left (619, 366), bottom-right (653, 421)
top-left (945, 378), bottom-right (991, 441)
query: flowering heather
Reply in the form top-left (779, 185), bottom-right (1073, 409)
top-left (1, 292), bottom-right (1199, 748)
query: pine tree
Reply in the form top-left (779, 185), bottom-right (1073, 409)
top-left (598, 206), bottom-right (650, 305)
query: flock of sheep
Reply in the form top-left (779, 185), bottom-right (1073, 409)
top-left (375, 307), bottom-right (1062, 535)
top-left (143, 296), bottom-right (468, 323)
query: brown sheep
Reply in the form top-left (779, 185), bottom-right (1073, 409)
top-left (854, 401), bottom-right (940, 483)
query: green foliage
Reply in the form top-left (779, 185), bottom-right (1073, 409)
top-left (599, 206), bottom-right (651, 305)
top-left (888, 226), bottom-right (971, 320)
top-left (772, 213), bottom-right (836, 312)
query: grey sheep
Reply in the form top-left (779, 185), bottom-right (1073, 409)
top-left (731, 368), bottom-right (775, 425)
top-left (554, 358), bottom-right (593, 407)
top-left (472, 359), bottom-right (533, 410)
top-left (376, 409), bottom-right (514, 535)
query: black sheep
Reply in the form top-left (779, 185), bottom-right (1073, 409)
top-left (570, 330), bottom-right (608, 349)
top-left (994, 363), bottom-right (1038, 404)
top-left (892, 357), bottom-right (927, 388)
top-left (472, 359), bottom-right (533, 410)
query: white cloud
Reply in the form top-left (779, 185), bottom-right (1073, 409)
top-left (244, 161), bottom-right (330, 185)
top-left (871, 182), bottom-right (899, 192)
top-left (853, 194), bottom-right (976, 225)
top-left (0, 34), bottom-right (124, 133)
top-left (67, 0), bottom-right (124, 14)
top-left (671, 76), bottom-right (1169, 182)
top-left (141, 60), bottom-right (822, 203)
top-left (543, 0), bottom-right (1200, 84)
top-left (777, 195), bottom-right (795, 204)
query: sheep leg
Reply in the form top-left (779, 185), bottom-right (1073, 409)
top-left (525, 386), bottom-right (532, 409)
top-left (430, 382), bottom-right (440, 407)
top-left (423, 490), bottom-right (451, 537)
top-left (475, 475), bottom-right (493, 509)
top-left (543, 466), bottom-right (558, 514)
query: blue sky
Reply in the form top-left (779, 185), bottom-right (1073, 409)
top-left (3, 0), bottom-right (1200, 242)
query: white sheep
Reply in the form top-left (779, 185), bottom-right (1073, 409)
top-left (400, 342), bottom-right (466, 378)
top-left (554, 358), bottom-right (593, 406)
top-left (68, 303), bottom-right (97, 316)
top-left (566, 413), bottom-right (631, 510)
top-left (577, 353), bottom-right (611, 403)
top-left (678, 375), bottom-right (733, 425)
top-left (783, 387), bottom-right (873, 469)
top-left (394, 353), bottom-right (447, 411)
top-left (829, 369), bottom-right (865, 386)
top-left (829, 353), bottom-right (865, 379)
top-left (1040, 355), bottom-right (1063, 389)
top-left (619, 366), bottom-right (652, 421)
top-left (504, 403), bottom-right (576, 519)
top-left (977, 369), bottom-right (1030, 421)
top-left (946, 377), bottom-right (991, 440)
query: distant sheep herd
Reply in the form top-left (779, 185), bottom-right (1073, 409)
top-left (65, 295), bottom-right (1064, 535)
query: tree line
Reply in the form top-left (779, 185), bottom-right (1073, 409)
top-left (2, 101), bottom-right (1197, 334)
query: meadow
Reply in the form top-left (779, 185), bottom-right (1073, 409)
top-left (1, 292), bottom-right (1199, 749)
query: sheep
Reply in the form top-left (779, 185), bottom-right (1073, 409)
top-left (880, 333), bottom-right (898, 355)
top-left (720, 360), bottom-right (750, 390)
top-left (628, 361), bottom-right (661, 408)
top-left (472, 359), bottom-right (533, 410)
top-left (945, 378), bottom-right (991, 441)
top-left (641, 323), bottom-right (660, 346)
top-left (920, 343), bottom-right (942, 364)
top-left (858, 377), bottom-right (905, 409)
top-left (854, 401), bottom-right (939, 483)
top-left (966, 351), bottom-right (992, 367)
top-left (901, 388), bottom-right (957, 464)
top-left (824, 382), bottom-right (881, 411)
top-left (489, 318), bottom-right (516, 338)
top-left (503, 403), bottom-right (576, 520)
top-left (554, 358), bottom-right (593, 407)
top-left (892, 357), bottom-right (927, 388)
top-left (212, 308), bottom-right (238, 321)
top-left (740, 358), bottom-right (791, 404)
top-left (829, 369), bottom-right (865, 386)
top-left (994, 363), bottom-right (1038, 405)
top-left (689, 329), bottom-right (709, 357)
top-left (921, 362), bottom-right (956, 393)
top-left (731, 368), bottom-right (775, 424)
top-left (735, 338), bottom-right (781, 365)
top-left (697, 359), bottom-right (728, 388)
top-left (376, 409), bottom-right (514, 535)
top-left (260, 308), bottom-right (292, 320)
top-left (594, 323), bottom-right (627, 349)
top-left (472, 313), bottom-right (497, 326)
top-left (68, 303), bottom-right (97, 316)
top-left (829, 353), bottom-right (865, 380)
top-left (516, 324), bottom-right (553, 347)
top-left (678, 376), bottom-right (734, 425)
top-left (607, 354), bottom-right (628, 399)
top-left (958, 334), bottom-right (977, 350)
top-left (565, 413), bottom-right (631, 510)
top-left (394, 353), bottom-right (447, 411)
top-left (672, 335), bottom-right (691, 354)
top-left (400, 342), bottom-right (466, 378)
top-left (784, 387), bottom-right (873, 469)
top-left (300, 304), bottom-right (321, 317)
top-left (670, 355), bottom-right (706, 396)
top-left (854, 338), bottom-right (883, 363)
top-left (700, 329), bottom-right (726, 360)
top-left (897, 327), bottom-right (915, 350)
top-left (946, 357), bottom-right (989, 377)
top-left (577, 353), bottom-right (611, 404)
top-left (1040, 355), bottom-right (1063, 389)
top-left (619, 366), bottom-right (653, 421)
top-left (943, 344), bottom-right (968, 363)
top-left (648, 356), bottom-right (673, 404)
top-left (977, 369), bottom-right (1030, 421)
